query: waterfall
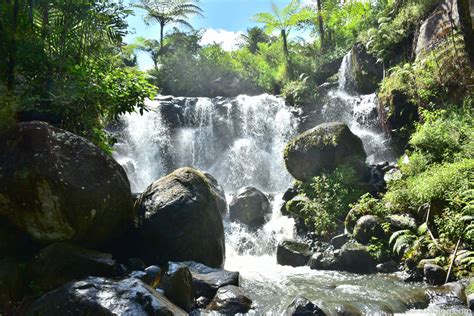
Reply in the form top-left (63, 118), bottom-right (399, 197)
top-left (113, 94), bottom-right (298, 193)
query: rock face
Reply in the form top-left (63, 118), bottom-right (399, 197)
top-left (160, 262), bottom-right (195, 312)
top-left (135, 167), bottom-right (225, 268)
top-left (25, 277), bottom-right (186, 315)
top-left (30, 242), bottom-right (118, 291)
top-left (339, 242), bottom-right (376, 274)
top-left (353, 215), bottom-right (385, 244)
top-left (349, 43), bottom-right (383, 94)
top-left (423, 263), bottom-right (447, 285)
top-left (285, 296), bottom-right (326, 316)
top-left (284, 122), bottom-right (366, 181)
top-left (207, 285), bottom-right (252, 314)
top-left (229, 186), bottom-right (271, 228)
top-left (415, 0), bottom-right (460, 56)
top-left (0, 121), bottom-right (134, 245)
top-left (277, 240), bottom-right (312, 267)
top-left (181, 261), bottom-right (239, 300)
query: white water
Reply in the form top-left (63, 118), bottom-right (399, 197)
top-left (112, 55), bottom-right (465, 314)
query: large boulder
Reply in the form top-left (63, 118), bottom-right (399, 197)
top-left (353, 215), bottom-right (385, 244)
top-left (204, 172), bottom-right (227, 216)
top-left (348, 43), bottom-right (383, 94)
top-left (284, 122), bottom-right (366, 181)
top-left (229, 186), bottom-right (271, 228)
top-left (181, 261), bottom-right (239, 300)
top-left (285, 296), bottom-right (326, 316)
top-left (423, 263), bottom-right (447, 285)
top-left (135, 167), bottom-right (225, 268)
top-left (25, 277), bottom-right (186, 315)
top-left (160, 262), bottom-right (195, 312)
top-left (277, 239), bottom-right (312, 267)
top-left (30, 242), bottom-right (118, 291)
top-left (207, 285), bottom-right (252, 314)
top-left (339, 242), bottom-right (376, 274)
top-left (0, 121), bottom-right (134, 246)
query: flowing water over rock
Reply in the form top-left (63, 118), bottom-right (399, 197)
top-left (112, 57), bottom-right (467, 314)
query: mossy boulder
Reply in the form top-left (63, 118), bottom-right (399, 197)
top-left (353, 215), bottom-right (385, 244)
top-left (277, 239), bottom-right (312, 267)
top-left (0, 121), bottom-right (134, 246)
top-left (135, 168), bottom-right (225, 268)
top-left (284, 122), bottom-right (366, 181)
top-left (339, 242), bottom-right (376, 274)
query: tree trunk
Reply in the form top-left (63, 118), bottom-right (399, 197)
top-left (281, 28), bottom-right (293, 79)
top-left (160, 21), bottom-right (165, 52)
top-left (457, 0), bottom-right (474, 65)
top-left (316, 0), bottom-right (325, 50)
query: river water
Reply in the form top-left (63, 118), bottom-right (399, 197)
top-left (112, 54), bottom-right (469, 314)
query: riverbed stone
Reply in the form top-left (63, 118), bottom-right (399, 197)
top-left (30, 242), bottom-right (118, 291)
top-left (309, 250), bottom-right (341, 271)
top-left (424, 263), bottom-right (447, 285)
top-left (181, 261), bottom-right (239, 300)
top-left (160, 262), bottom-right (194, 312)
top-left (229, 186), bottom-right (271, 228)
top-left (25, 276), bottom-right (186, 315)
top-left (207, 285), bottom-right (252, 314)
top-left (339, 242), bottom-right (376, 274)
top-left (353, 215), bottom-right (385, 244)
top-left (0, 121), bottom-right (134, 246)
top-left (277, 239), bottom-right (312, 267)
top-left (284, 122), bottom-right (366, 181)
top-left (135, 167), bottom-right (225, 268)
top-left (285, 296), bottom-right (326, 315)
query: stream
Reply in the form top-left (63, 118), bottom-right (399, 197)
top-left (112, 55), bottom-right (470, 315)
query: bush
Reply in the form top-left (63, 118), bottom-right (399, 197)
top-left (346, 193), bottom-right (386, 232)
top-left (293, 165), bottom-right (363, 237)
top-left (367, 237), bottom-right (392, 263)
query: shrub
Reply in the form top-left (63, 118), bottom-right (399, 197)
top-left (293, 165), bottom-right (363, 237)
top-left (346, 193), bottom-right (386, 232)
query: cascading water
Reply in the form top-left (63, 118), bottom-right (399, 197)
top-left (112, 57), bottom-right (464, 314)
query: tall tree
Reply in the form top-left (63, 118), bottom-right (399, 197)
top-left (241, 26), bottom-right (272, 54)
top-left (135, 37), bottom-right (161, 69)
top-left (253, 0), bottom-right (312, 77)
top-left (134, 0), bottom-right (203, 51)
top-left (457, 0), bottom-right (474, 65)
top-left (316, 0), bottom-right (325, 50)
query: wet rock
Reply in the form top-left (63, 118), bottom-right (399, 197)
top-left (229, 186), bottom-right (271, 228)
top-left (432, 282), bottom-right (466, 305)
top-left (309, 250), bottom-right (341, 271)
top-left (424, 263), bottom-right (447, 285)
top-left (160, 262), bottom-right (194, 312)
top-left (339, 242), bottom-right (376, 274)
top-left (0, 258), bottom-right (24, 308)
top-left (25, 277), bottom-right (186, 315)
top-left (331, 234), bottom-right (350, 250)
top-left (135, 167), bottom-right (225, 268)
top-left (353, 215), bottom-right (385, 244)
top-left (0, 121), bottom-right (134, 246)
top-left (282, 188), bottom-right (299, 202)
top-left (141, 265), bottom-right (162, 286)
top-left (181, 261), bottom-right (239, 300)
top-left (284, 122), bottom-right (366, 181)
top-left (204, 172), bottom-right (227, 216)
top-left (277, 239), bottom-right (312, 267)
top-left (196, 296), bottom-right (210, 309)
top-left (376, 260), bottom-right (399, 273)
top-left (207, 285), bottom-right (252, 314)
top-left (386, 214), bottom-right (417, 232)
top-left (285, 296), bottom-right (326, 315)
top-left (127, 257), bottom-right (146, 271)
top-left (30, 242), bottom-right (118, 291)
top-left (335, 303), bottom-right (362, 316)
top-left (348, 43), bottom-right (383, 94)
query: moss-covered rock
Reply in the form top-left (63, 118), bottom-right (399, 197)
top-left (284, 122), bottom-right (366, 181)
top-left (277, 239), bottom-right (312, 267)
top-left (349, 43), bottom-right (383, 94)
top-left (339, 242), bottom-right (376, 274)
top-left (353, 215), bottom-right (386, 244)
top-left (134, 167), bottom-right (225, 268)
top-left (0, 121), bottom-right (134, 246)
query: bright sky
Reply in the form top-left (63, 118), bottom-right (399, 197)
top-left (125, 0), bottom-right (310, 70)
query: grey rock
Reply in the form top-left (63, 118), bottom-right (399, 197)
top-left (207, 285), bottom-right (252, 314)
top-left (229, 186), bottom-right (271, 228)
top-left (277, 239), bottom-right (312, 267)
